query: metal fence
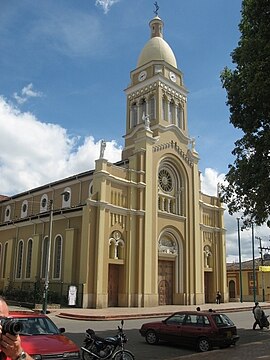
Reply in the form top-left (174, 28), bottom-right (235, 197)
top-left (4, 281), bottom-right (84, 308)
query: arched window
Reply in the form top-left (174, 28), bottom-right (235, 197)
top-left (131, 103), bottom-right (137, 127)
top-left (3, 243), bottom-right (8, 278)
top-left (139, 98), bottom-right (146, 123)
top-left (40, 194), bottom-right (48, 213)
top-left (89, 180), bottom-right (94, 197)
top-left (62, 188), bottom-right (71, 208)
top-left (158, 161), bottom-right (184, 216)
top-left (169, 101), bottom-right (175, 124)
top-left (149, 95), bottom-right (155, 119)
top-left (41, 237), bottom-right (49, 279)
top-left (16, 240), bottom-right (24, 279)
top-left (4, 205), bottom-right (11, 222)
top-left (25, 239), bottom-right (33, 278)
top-left (53, 235), bottom-right (62, 279)
top-left (162, 97), bottom-right (167, 121)
top-left (177, 105), bottom-right (184, 129)
top-left (109, 231), bottom-right (125, 260)
top-left (21, 200), bottom-right (28, 218)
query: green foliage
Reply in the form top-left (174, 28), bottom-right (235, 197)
top-left (220, 0), bottom-right (270, 226)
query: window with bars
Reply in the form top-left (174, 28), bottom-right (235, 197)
top-left (16, 240), bottom-right (23, 279)
top-left (41, 237), bottom-right (49, 279)
top-left (25, 239), bottom-right (33, 278)
top-left (53, 235), bottom-right (62, 279)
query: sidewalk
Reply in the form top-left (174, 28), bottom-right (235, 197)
top-left (46, 301), bottom-right (270, 321)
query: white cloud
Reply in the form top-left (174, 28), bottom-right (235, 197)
top-left (200, 168), bottom-right (269, 263)
top-left (95, 0), bottom-right (120, 14)
top-left (13, 83), bottom-right (43, 105)
top-left (1, 96), bottom-right (266, 264)
top-left (200, 167), bottom-right (225, 196)
top-left (0, 96), bottom-right (121, 195)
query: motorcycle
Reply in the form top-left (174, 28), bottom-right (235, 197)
top-left (260, 312), bottom-right (269, 329)
top-left (81, 320), bottom-right (135, 360)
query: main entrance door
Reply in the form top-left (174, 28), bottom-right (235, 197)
top-left (108, 264), bottom-right (119, 307)
top-left (158, 260), bottom-right (173, 305)
top-left (204, 272), bottom-right (213, 303)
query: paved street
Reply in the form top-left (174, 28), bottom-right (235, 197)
top-left (10, 303), bottom-right (270, 359)
top-left (48, 309), bottom-right (270, 359)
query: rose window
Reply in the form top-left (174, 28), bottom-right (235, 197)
top-left (159, 169), bottom-right (173, 192)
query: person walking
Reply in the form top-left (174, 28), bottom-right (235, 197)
top-left (253, 301), bottom-right (263, 330)
top-left (216, 291), bottom-right (222, 304)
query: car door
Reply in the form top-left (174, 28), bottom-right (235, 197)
top-left (180, 314), bottom-right (212, 348)
top-left (159, 313), bottom-right (185, 343)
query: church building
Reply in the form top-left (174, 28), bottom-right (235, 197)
top-left (0, 13), bottom-right (227, 308)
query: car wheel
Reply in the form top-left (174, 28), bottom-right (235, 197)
top-left (145, 330), bottom-right (159, 345)
top-left (197, 337), bottom-right (211, 352)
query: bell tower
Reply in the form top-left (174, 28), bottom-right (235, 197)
top-left (122, 13), bottom-right (190, 160)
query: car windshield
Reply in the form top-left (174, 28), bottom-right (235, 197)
top-left (13, 317), bottom-right (60, 335)
top-left (212, 314), bottom-right (235, 327)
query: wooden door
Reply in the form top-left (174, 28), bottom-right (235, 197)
top-left (108, 264), bottom-right (119, 307)
top-left (204, 272), bottom-right (213, 303)
top-left (158, 260), bottom-right (173, 305)
top-left (229, 280), bottom-right (236, 299)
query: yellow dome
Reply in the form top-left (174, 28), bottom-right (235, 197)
top-left (137, 36), bottom-right (177, 68)
top-left (137, 16), bottom-right (177, 68)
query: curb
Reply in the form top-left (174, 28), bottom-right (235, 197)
top-left (56, 304), bottom-right (270, 321)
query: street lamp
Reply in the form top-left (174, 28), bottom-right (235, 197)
top-left (42, 191), bottom-right (70, 314)
top-left (42, 199), bottom-right (53, 314)
top-left (237, 218), bottom-right (243, 302)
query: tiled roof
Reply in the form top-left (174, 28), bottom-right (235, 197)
top-left (227, 258), bottom-right (270, 271)
top-left (0, 195), bottom-right (10, 202)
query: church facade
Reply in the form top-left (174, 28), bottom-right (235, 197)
top-left (0, 14), bottom-right (227, 308)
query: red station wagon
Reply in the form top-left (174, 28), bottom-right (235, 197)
top-left (9, 311), bottom-right (80, 360)
top-left (140, 310), bottom-right (240, 352)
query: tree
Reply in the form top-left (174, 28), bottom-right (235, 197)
top-left (220, 0), bottom-right (270, 226)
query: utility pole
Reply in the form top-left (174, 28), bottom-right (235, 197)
top-left (251, 222), bottom-right (256, 303)
top-left (257, 237), bottom-right (270, 302)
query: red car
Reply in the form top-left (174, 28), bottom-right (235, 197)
top-left (139, 310), bottom-right (239, 352)
top-left (9, 311), bottom-right (80, 360)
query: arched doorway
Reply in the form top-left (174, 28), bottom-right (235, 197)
top-left (158, 261), bottom-right (173, 305)
top-left (229, 280), bottom-right (236, 299)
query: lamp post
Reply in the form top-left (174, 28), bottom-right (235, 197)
top-left (251, 221), bottom-right (257, 303)
top-left (42, 199), bottom-right (53, 314)
top-left (42, 191), bottom-right (69, 314)
top-left (237, 218), bottom-right (243, 302)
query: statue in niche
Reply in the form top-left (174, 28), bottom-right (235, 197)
top-left (142, 112), bottom-right (151, 130)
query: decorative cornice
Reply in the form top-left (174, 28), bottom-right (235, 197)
top-left (153, 140), bottom-right (193, 167)
top-left (87, 198), bottom-right (145, 216)
top-left (127, 80), bottom-right (187, 103)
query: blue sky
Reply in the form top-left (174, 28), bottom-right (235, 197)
top-left (0, 0), bottom-right (267, 261)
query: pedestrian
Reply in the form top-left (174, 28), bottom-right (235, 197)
top-left (196, 307), bottom-right (201, 311)
top-left (252, 301), bottom-right (263, 330)
top-left (0, 296), bottom-right (34, 360)
top-left (216, 291), bottom-right (222, 304)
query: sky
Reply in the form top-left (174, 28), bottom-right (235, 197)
top-left (0, 0), bottom-right (269, 262)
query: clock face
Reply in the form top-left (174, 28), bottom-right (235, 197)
top-left (138, 70), bottom-right (147, 82)
top-left (169, 71), bottom-right (177, 82)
